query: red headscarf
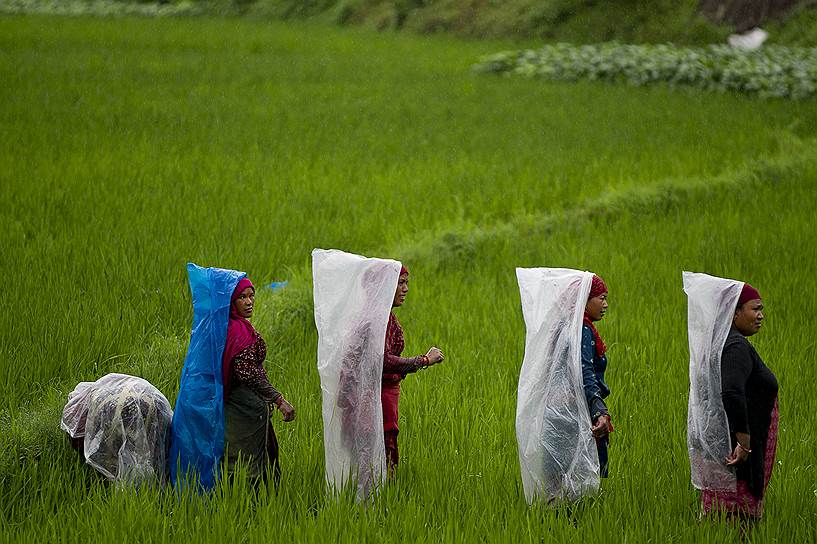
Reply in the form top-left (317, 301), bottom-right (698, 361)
top-left (738, 283), bottom-right (761, 306)
top-left (222, 277), bottom-right (256, 396)
top-left (400, 264), bottom-right (409, 276)
top-left (583, 274), bottom-right (607, 358)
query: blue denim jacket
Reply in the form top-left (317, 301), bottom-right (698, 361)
top-left (581, 324), bottom-right (610, 420)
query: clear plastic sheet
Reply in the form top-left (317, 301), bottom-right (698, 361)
top-left (312, 248), bottom-right (401, 501)
top-left (683, 271), bottom-right (742, 492)
top-left (169, 263), bottom-right (245, 490)
top-left (515, 267), bottom-right (599, 504)
top-left (60, 373), bottom-right (173, 485)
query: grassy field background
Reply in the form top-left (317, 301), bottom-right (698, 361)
top-left (1, 14), bottom-right (817, 543)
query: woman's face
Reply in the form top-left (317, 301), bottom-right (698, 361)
top-left (585, 293), bottom-right (608, 322)
top-left (234, 287), bottom-right (255, 319)
top-left (392, 274), bottom-right (409, 307)
top-left (734, 299), bottom-right (763, 336)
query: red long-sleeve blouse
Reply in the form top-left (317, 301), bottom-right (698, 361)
top-left (382, 312), bottom-right (428, 384)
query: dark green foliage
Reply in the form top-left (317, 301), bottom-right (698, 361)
top-left (475, 43), bottom-right (817, 99)
top-left (766, 1), bottom-right (817, 45)
top-left (7, 0), bottom-right (817, 45)
top-left (261, 0), bottom-right (730, 44)
top-left (0, 0), bottom-right (203, 16)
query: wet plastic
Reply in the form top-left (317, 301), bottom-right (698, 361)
top-left (60, 373), bottom-right (173, 485)
top-left (515, 268), bottom-right (599, 504)
top-left (683, 271), bottom-right (742, 492)
top-left (169, 263), bottom-right (245, 490)
top-left (312, 249), bottom-right (401, 501)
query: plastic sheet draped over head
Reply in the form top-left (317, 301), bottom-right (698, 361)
top-left (312, 248), bottom-right (401, 501)
top-left (60, 373), bottom-right (173, 485)
top-left (683, 271), bottom-right (742, 492)
top-left (169, 263), bottom-right (245, 490)
top-left (515, 268), bottom-right (599, 504)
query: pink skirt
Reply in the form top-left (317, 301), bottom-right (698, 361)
top-left (702, 399), bottom-right (779, 518)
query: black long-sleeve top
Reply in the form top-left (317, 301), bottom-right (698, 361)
top-left (720, 326), bottom-right (778, 498)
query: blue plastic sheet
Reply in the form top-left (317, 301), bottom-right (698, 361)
top-left (169, 263), bottom-right (245, 490)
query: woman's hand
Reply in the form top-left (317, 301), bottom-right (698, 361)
top-left (275, 397), bottom-right (296, 422)
top-left (591, 414), bottom-right (612, 438)
top-left (726, 434), bottom-right (751, 465)
top-left (425, 347), bottom-right (444, 365)
top-left (725, 445), bottom-right (750, 466)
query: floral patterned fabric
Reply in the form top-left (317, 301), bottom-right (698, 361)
top-left (230, 331), bottom-right (281, 405)
top-left (702, 399), bottom-right (779, 518)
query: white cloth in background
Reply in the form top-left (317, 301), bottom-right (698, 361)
top-left (728, 27), bottom-right (768, 50)
top-left (515, 267), bottom-right (599, 504)
top-left (60, 373), bottom-right (173, 485)
top-left (312, 248), bottom-right (401, 501)
top-left (684, 271), bottom-right (743, 492)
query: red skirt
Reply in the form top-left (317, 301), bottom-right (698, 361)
top-left (702, 399), bottom-right (779, 518)
top-left (381, 382), bottom-right (400, 467)
top-left (381, 382), bottom-right (400, 434)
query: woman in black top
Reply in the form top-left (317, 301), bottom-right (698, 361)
top-left (702, 283), bottom-right (779, 519)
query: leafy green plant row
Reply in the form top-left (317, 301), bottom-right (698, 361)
top-left (475, 43), bottom-right (817, 99)
top-left (0, 0), bottom-right (204, 17)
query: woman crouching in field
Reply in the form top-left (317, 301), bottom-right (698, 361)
top-left (382, 265), bottom-right (444, 473)
top-left (702, 283), bottom-right (778, 521)
top-left (582, 275), bottom-right (613, 476)
top-left (222, 277), bottom-right (296, 483)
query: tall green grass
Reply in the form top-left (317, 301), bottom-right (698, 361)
top-left (1, 14), bottom-right (816, 543)
top-left (3, 15), bottom-right (816, 410)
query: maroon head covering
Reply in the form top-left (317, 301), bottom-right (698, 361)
top-left (399, 264), bottom-right (409, 276)
top-left (583, 274), bottom-right (608, 358)
top-left (222, 277), bottom-right (256, 395)
top-left (738, 283), bottom-right (761, 306)
top-left (588, 275), bottom-right (608, 299)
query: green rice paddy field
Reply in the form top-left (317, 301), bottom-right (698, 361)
top-left (2, 14), bottom-right (817, 543)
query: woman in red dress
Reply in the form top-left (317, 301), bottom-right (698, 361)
top-left (381, 265), bottom-right (444, 472)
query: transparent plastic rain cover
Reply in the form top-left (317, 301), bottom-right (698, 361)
top-left (61, 373), bottom-right (173, 485)
top-left (516, 268), bottom-right (599, 504)
top-left (683, 271), bottom-right (742, 492)
top-left (312, 248), bottom-right (401, 501)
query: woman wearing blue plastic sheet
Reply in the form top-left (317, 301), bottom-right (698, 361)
top-left (170, 265), bottom-right (295, 490)
top-left (516, 268), bottom-right (602, 504)
top-left (222, 277), bottom-right (296, 482)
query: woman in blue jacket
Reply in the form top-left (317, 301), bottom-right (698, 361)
top-left (582, 275), bottom-right (613, 477)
